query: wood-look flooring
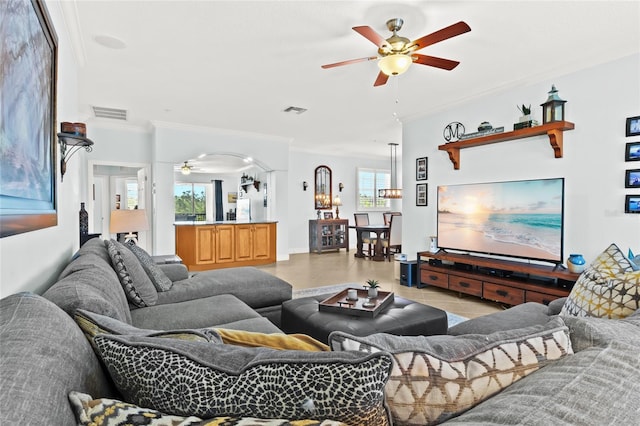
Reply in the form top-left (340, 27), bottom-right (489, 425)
top-left (258, 251), bottom-right (504, 319)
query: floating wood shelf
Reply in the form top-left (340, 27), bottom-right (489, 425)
top-left (438, 121), bottom-right (575, 169)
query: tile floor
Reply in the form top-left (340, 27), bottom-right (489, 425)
top-left (258, 251), bottom-right (504, 319)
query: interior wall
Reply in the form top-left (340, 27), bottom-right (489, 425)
top-left (402, 53), bottom-right (640, 264)
top-left (0, 1), bottom-right (86, 297)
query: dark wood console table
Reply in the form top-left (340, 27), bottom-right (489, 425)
top-left (417, 251), bottom-right (579, 306)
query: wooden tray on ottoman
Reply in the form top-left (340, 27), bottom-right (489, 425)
top-left (318, 288), bottom-right (394, 318)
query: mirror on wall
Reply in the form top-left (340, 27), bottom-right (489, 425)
top-left (314, 165), bottom-right (332, 210)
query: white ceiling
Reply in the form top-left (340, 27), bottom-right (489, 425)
top-left (61, 0), bottom-right (639, 160)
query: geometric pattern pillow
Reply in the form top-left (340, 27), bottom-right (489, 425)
top-left (124, 241), bottom-right (173, 292)
top-left (105, 239), bottom-right (158, 307)
top-left (93, 334), bottom-right (393, 426)
top-left (561, 243), bottom-right (640, 319)
top-left (68, 391), bottom-right (348, 426)
top-left (329, 317), bottom-right (573, 426)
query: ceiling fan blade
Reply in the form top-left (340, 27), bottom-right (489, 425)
top-left (321, 56), bottom-right (378, 69)
top-left (407, 21), bottom-right (471, 52)
top-left (352, 25), bottom-right (388, 48)
top-left (413, 54), bottom-right (460, 70)
top-left (373, 71), bottom-right (389, 87)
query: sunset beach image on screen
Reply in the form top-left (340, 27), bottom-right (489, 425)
top-left (437, 178), bottom-right (564, 263)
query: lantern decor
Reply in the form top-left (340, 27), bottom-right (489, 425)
top-left (541, 85), bottom-right (567, 124)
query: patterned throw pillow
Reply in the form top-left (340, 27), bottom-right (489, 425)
top-left (329, 317), bottom-right (572, 426)
top-left (69, 391), bottom-right (347, 426)
top-left (561, 243), bottom-right (640, 318)
top-left (213, 328), bottom-right (330, 351)
top-left (105, 239), bottom-right (158, 307)
top-left (93, 334), bottom-right (393, 426)
top-left (125, 241), bottom-right (173, 291)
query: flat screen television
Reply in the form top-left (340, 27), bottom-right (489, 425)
top-left (437, 178), bottom-right (564, 264)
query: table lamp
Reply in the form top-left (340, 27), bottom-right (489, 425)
top-left (333, 196), bottom-right (342, 219)
top-left (110, 209), bottom-right (149, 244)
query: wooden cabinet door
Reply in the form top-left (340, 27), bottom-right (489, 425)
top-left (252, 224), bottom-right (271, 260)
top-left (215, 225), bottom-right (235, 263)
top-left (234, 224), bottom-right (254, 261)
top-left (195, 226), bottom-right (216, 264)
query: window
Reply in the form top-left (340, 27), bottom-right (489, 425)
top-left (125, 180), bottom-right (138, 210)
top-left (174, 183), bottom-right (207, 221)
top-left (356, 168), bottom-right (390, 210)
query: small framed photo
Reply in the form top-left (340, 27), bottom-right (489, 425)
top-left (625, 169), bottom-right (640, 188)
top-left (416, 183), bottom-right (428, 206)
top-left (416, 157), bottom-right (428, 181)
top-left (323, 212), bottom-right (334, 219)
top-left (626, 142), bottom-right (640, 161)
top-left (625, 195), bottom-right (640, 214)
top-left (626, 116), bottom-right (640, 137)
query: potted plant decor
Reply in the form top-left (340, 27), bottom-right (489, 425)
top-left (365, 279), bottom-right (380, 298)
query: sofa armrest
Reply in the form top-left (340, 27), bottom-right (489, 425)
top-left (157, 264), bottom-right (189, 282)
top-left (547, 297), bottom-right (567, 315)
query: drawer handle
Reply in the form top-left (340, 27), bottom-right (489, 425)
top-left (459, 281), bottom-right (470, 288)
top-left (542, 299), bottom-right (551, 305)
top-left (429, 275), bottom-right (439, 281)
top-left (496, 290), bottom-right (508, 297)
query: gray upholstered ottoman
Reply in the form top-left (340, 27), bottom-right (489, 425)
top-left (281, 294), bottom-right (448, 343)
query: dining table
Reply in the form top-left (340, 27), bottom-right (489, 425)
top-left (350, 224), bottom-right (389, 261)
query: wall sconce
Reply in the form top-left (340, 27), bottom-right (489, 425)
top-left (57, 122), bottom-right (93, 182)
top-left (110, 209), bottom-right (149, 244)
top-left (303, 181), bottom-right (308, 191)
top-left (339, 182), bottom-right (344, 192)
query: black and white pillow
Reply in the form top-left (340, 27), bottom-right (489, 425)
top-left (105, 239), bottom-right (157, 307)
top-left (124, 241), bottom-right (173, 292)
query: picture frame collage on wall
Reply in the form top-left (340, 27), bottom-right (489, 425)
top-left (416, 157), bottom-right (428, 206)
top-left (624, 116), bottom-right (640, 214)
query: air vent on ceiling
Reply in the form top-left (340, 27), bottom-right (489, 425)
top-left (283, 106), bottom-right (307, 115)
top-left (92, 106), bottom-right (127, 120)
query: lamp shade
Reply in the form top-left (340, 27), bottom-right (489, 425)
top-left (378, 54), bottom-right (412, 76)
top-left (110, 209), bottom-right (149, 234)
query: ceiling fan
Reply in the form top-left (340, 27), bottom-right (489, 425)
top-left (321, 18), bottom-right (471, 86)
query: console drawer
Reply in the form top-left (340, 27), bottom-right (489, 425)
top-left (449, 275), bottom-right (482, 297)
top-left (483, 282), bottom-right (524, 305)
top-left (420, 269), bottom-right (448, 289)
top-left (526, 290), bottom-right (557, 305)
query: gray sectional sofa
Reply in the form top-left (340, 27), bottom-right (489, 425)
top-left (1, 238), bottom-right (639, 425)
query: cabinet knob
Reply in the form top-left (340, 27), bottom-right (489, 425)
top-left (496, 290), bottom-right (508, 297)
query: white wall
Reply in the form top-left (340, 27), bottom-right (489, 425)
top-left (287, 150), bottom-right (391, 253)
top-left (0, 1), bottom-right (84, 297)
top-left (402, 53), bottom-right (640, 264)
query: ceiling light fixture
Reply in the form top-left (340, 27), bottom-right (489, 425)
top-left (378, 142), bottom-right (402, 199)
top-left (378, 54), bottom-right (412, 76)
top-left (181, 161), bottom-right (192, 175)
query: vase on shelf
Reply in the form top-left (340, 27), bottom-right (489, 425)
top-left (79, 202), bottom-right (88, 236)
top-left (567, 254), bottom-right (586, 274)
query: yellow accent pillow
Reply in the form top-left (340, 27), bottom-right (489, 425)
top-left (214, 328), bottom-right (329, 351)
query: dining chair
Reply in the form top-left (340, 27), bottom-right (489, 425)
top-left (383, 211), bottom-right (402, 226)
top-left (381, 214), bottom-right (402, 261)
top-left (354, 213), bottom-right (376, 257)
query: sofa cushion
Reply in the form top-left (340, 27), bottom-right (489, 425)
top-left (94, 334), bottom-right (393, 425)
top-left (446, 316), bottom-right (640, 425)
top-left (69, 391), bottom-right (347, 426)
top-left (74, 309), bottom-right (222, 351)
top-left (124, 241), bottom-right (173, 291)
top-left (44, 238), bottom-right (132, 324)
top-left (561, 308), bottom-right (640, 352)
top-left (105, 239), bottom-right (158, 308)
top-left (159, 266), bottom-right (292, 309)
top-left (0, 293), bottom-right (116, 426)
top-left (213, 328), bottom-right (329, 351)
top-left (447, 302), bottom-right (551, 335)
top-left (329, 317), bottom-right (572, 426)
top-left (561, 243), bottom-right (640, 319)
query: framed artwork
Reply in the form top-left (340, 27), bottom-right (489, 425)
top-left (323, 212), bottom-right (334, 219)
top-left (416, 183), bottom-right (428, 206)
top-left (625, 142), bottom-right (640, 161)
top-left (227, 192), bottom-right (238, 203)
top-left (625, 169), bottom-right (640, 188)
top-left (0, 0), bottom-right (58, 238)
top-left (626, 116), bottom-right (640, 137)
top-left (416, 157), bottom-right (428, 181)
top-left (625, 195), bottom-right (640, 214)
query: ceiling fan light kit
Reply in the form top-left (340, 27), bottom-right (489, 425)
top-left (322, 18), bottom-right (471, 86)
top-left (181, 161), bottom-right (192, 175)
